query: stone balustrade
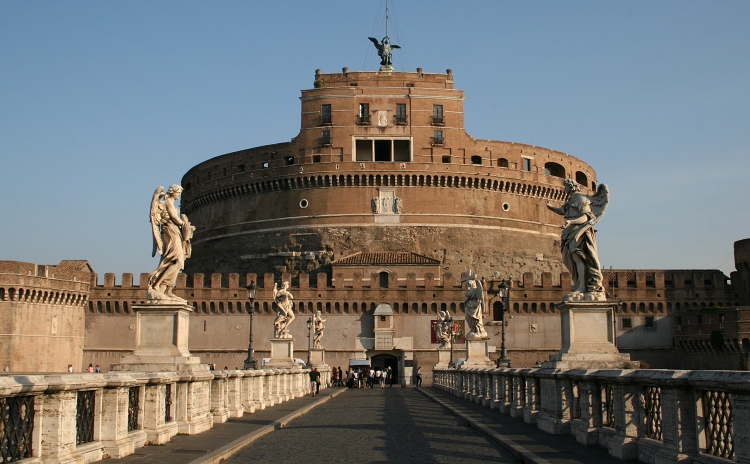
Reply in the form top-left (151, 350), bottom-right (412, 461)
top-left (0, 367), bottom-right (326, 463)
top-left (433, 367), bottom-right (750, 464)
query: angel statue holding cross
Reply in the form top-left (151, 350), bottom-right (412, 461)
top-left (547, 179), bottom-right (610, 302)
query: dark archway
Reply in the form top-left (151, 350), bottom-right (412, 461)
top-left (371, 353), bottom-right (399, 384)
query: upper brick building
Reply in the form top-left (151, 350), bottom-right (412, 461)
top-left (179, 68), bottom-right (597, 282)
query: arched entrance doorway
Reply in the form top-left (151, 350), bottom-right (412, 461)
top-left (371, 353), bottom-right (399, 385)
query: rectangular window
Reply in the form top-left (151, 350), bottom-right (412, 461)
top-left (523, 158), bottom-right (532, 171)
top-left (432, 105), bottom-right (444, 124)
top-left (321, 104), bottom-right (332, 125)
top-left (675, 317), bottom-right (682, 325)
top-left (374, 140), bottom-right (391, 161)
top-left (396, 104), bottom-right (407, 124)
top-left (622, 317), bottom-right (632, 329)
top-left (355, 139), bottom-right (373, 161)
top-left (359, 103), bottom-right (370, 124)
top-left (393, 140), bottom-right (410, 161)
top-left (321, 130), bottom-right (331, 145)
top-left (433, 130), bottom-right (444, 145)
top-left (645, 316), bottom-right (655, 328)
top-left (697, 315), bottom-right (703, 325)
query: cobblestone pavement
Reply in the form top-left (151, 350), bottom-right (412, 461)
top-left (226, 387), bottom-right (519, 463)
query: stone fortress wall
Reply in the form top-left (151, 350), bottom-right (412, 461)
top-left (0, 260), bottom-right (90, 372)
top-left (79, 265), bottom-right (737, 373)
top-left (179, 69), bottom-right (598, 280)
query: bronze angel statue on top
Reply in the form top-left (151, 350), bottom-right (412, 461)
top-left (547, 179), bottom-right (609, 302)
top-left (148, 185), bottom-right (195, 304)
top-left (368, 36), bottom-right (400, 70)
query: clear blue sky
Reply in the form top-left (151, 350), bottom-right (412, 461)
top-left (1, 1), bottom-right (748, 280)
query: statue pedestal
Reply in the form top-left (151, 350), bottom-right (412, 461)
top-left (434, 348), bottom-right (452, 369)
top-left (265, 338), bottom-right (296, 369)
top-left (463, 338), bottom-right (495, 369)
top-left (111, 303), bottom-right (208, 374)
top-left (543, 301), bottom-right (637, 369)
top-left (110, 303), bottom-right (212, 435)
top-left (309, 349), bottom-right (328, 368)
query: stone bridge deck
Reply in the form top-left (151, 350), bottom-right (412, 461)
top-left (112, 387), bottom-right (620, 464)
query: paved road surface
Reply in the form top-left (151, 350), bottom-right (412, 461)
top-left (226, 387), bottom-right (519, 463)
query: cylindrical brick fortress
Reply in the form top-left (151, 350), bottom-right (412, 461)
top-left (181, 69), bottom-right (597, 280)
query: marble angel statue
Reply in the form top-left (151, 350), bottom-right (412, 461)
top-left (272, 281), bottom-right (295, 338)
top-left (312, 310), bottom-right (326, 349)
top-left (463, 271), bottom-right (487, 339)
top-left (546, 179), bottom-right (609, 302)
top-left (435, 308), bottom-right (454, 349)
top-left (147, 185), bottom-right (195, 304)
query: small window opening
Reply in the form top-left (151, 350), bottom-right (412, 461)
top-left (645, 316), bottom-right (655, 328)
top-left (359, 103), bottom-right (370, 124)
top-left (497, 158), bottom-right (509, 168)
top-left (442, 155), bottom-right (451, 163)
top-left (379, 272), bottom-right (389, 288)
top-left (575, 171), bottom-right (588, 186)
top-left (622, 317), bottom-right (632, 329)
top-left (396, 104), bottom-right (407, 124)
top-left (262, 162), bottom-right (269, 169)
top-left (471, 155), bottom-right (482, 165)
top-left (321, 104), bottom-right (332, 125)
top-left (523, 158), bottom-right (532, 172)
top-left (544, 162), bottom-right (565, 178)
top-left (432, 105), bottom-right (444, 125)
top-left (312, 154), bottom-right (321, 163)
top-left (285, 156), bottom-right (294, 166)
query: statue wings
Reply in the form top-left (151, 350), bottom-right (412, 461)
top-left (589, 183), bottom-right (610, 226)
top-left (390, 44), bottom-right (401, 49)
top-left (368, 37), bottom-right (382, 51)
top-left (149, 186), bottom-right (165, 257)
top-left (574, 183), bottom-right (609, 242)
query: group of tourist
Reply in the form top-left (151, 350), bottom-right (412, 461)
top-left (342, 366), bottom-right (394, 389)
top-left (308, 367), bottom-right (322, 396)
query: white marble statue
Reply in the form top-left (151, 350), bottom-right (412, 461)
top-left (272, 281), bottom-right (295, 338)
top-left (147, 185), bottom-right (195, 304)
top-left (463, 271), bottom-right (487, 339)
top-left (313, 310), bottom-right (326, 349)
top-left (546, 179), bottom-right (610, 302)
top-left (435, 308), bottom-right (453, 349)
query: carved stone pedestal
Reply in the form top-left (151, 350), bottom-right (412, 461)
top-left (543, 301), bottom-right (637, 369)
top-left (463, 338), bottom-right (495, 369)
top-left (265, 338), bottom-right (296, 369)
top-left (110, 303), bottom-right (212, 436)
top-left (434, 349), bottom-right (452, 369)
top-left (111, 303), bottom-right (208, 374)
top-left (309, 349), bottom-right (328, 368)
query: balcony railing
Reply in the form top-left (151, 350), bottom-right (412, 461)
top-left (319, 116), bottom-right (332, 126)
top-left (357, 116), bottom-right (371, 125)
top-left (432, 367), bottom-right (750, 463)
top-left (0, 368), bottom-right (329, 462)
top-left (394, 116), bottom-right (408, 125)
top-left (431, 137), bottom-right (445, 146)
top-left (431, 116), bottom-right (445, 126)
top-left (319, 137), bottom-right (332, 146)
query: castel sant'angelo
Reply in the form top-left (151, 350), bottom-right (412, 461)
top-left (2, 33), bottom-right (750, 381)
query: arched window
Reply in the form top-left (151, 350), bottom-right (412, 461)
top-left (493, 301), bottom-right (504, 321)
top-left (544, 162), bottom-right (565, 178)
top-left (379, 271), bottom-right (389, 288)
top-left (575, 171), bottom-right (588, 186)
top-left (497, 158), bottom-right (509, 168)
top-left (471, 155), bottom-right (482, 165)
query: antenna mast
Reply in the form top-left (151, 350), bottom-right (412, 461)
top-left (385, 0), bottom-right (389, 40)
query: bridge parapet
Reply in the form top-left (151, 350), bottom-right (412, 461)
top-left (432, 367), bottom-right (750, 463)
top-left (0, 367), bottom-right (328, 462)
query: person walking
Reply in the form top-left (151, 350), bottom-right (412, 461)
top-left (338, 366), bottom-right (343, 386)
top-left (314, 368), bottom-right (321, 395)
top-left (309, 368), bottom-right (318, 396)
top-left (377, 368), bottom-right (385, 389)
top-left (416, 366), bottom-right (423, 387)
top-left (386, 366), bottom-right (393, 387)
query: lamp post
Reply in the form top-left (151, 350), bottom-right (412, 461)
top-left (496, 278), bottom-right (512, 368)
top-left (243, 281), bottom-right (258, 370)
top-left (306, 316), bottom-right (313, 367)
